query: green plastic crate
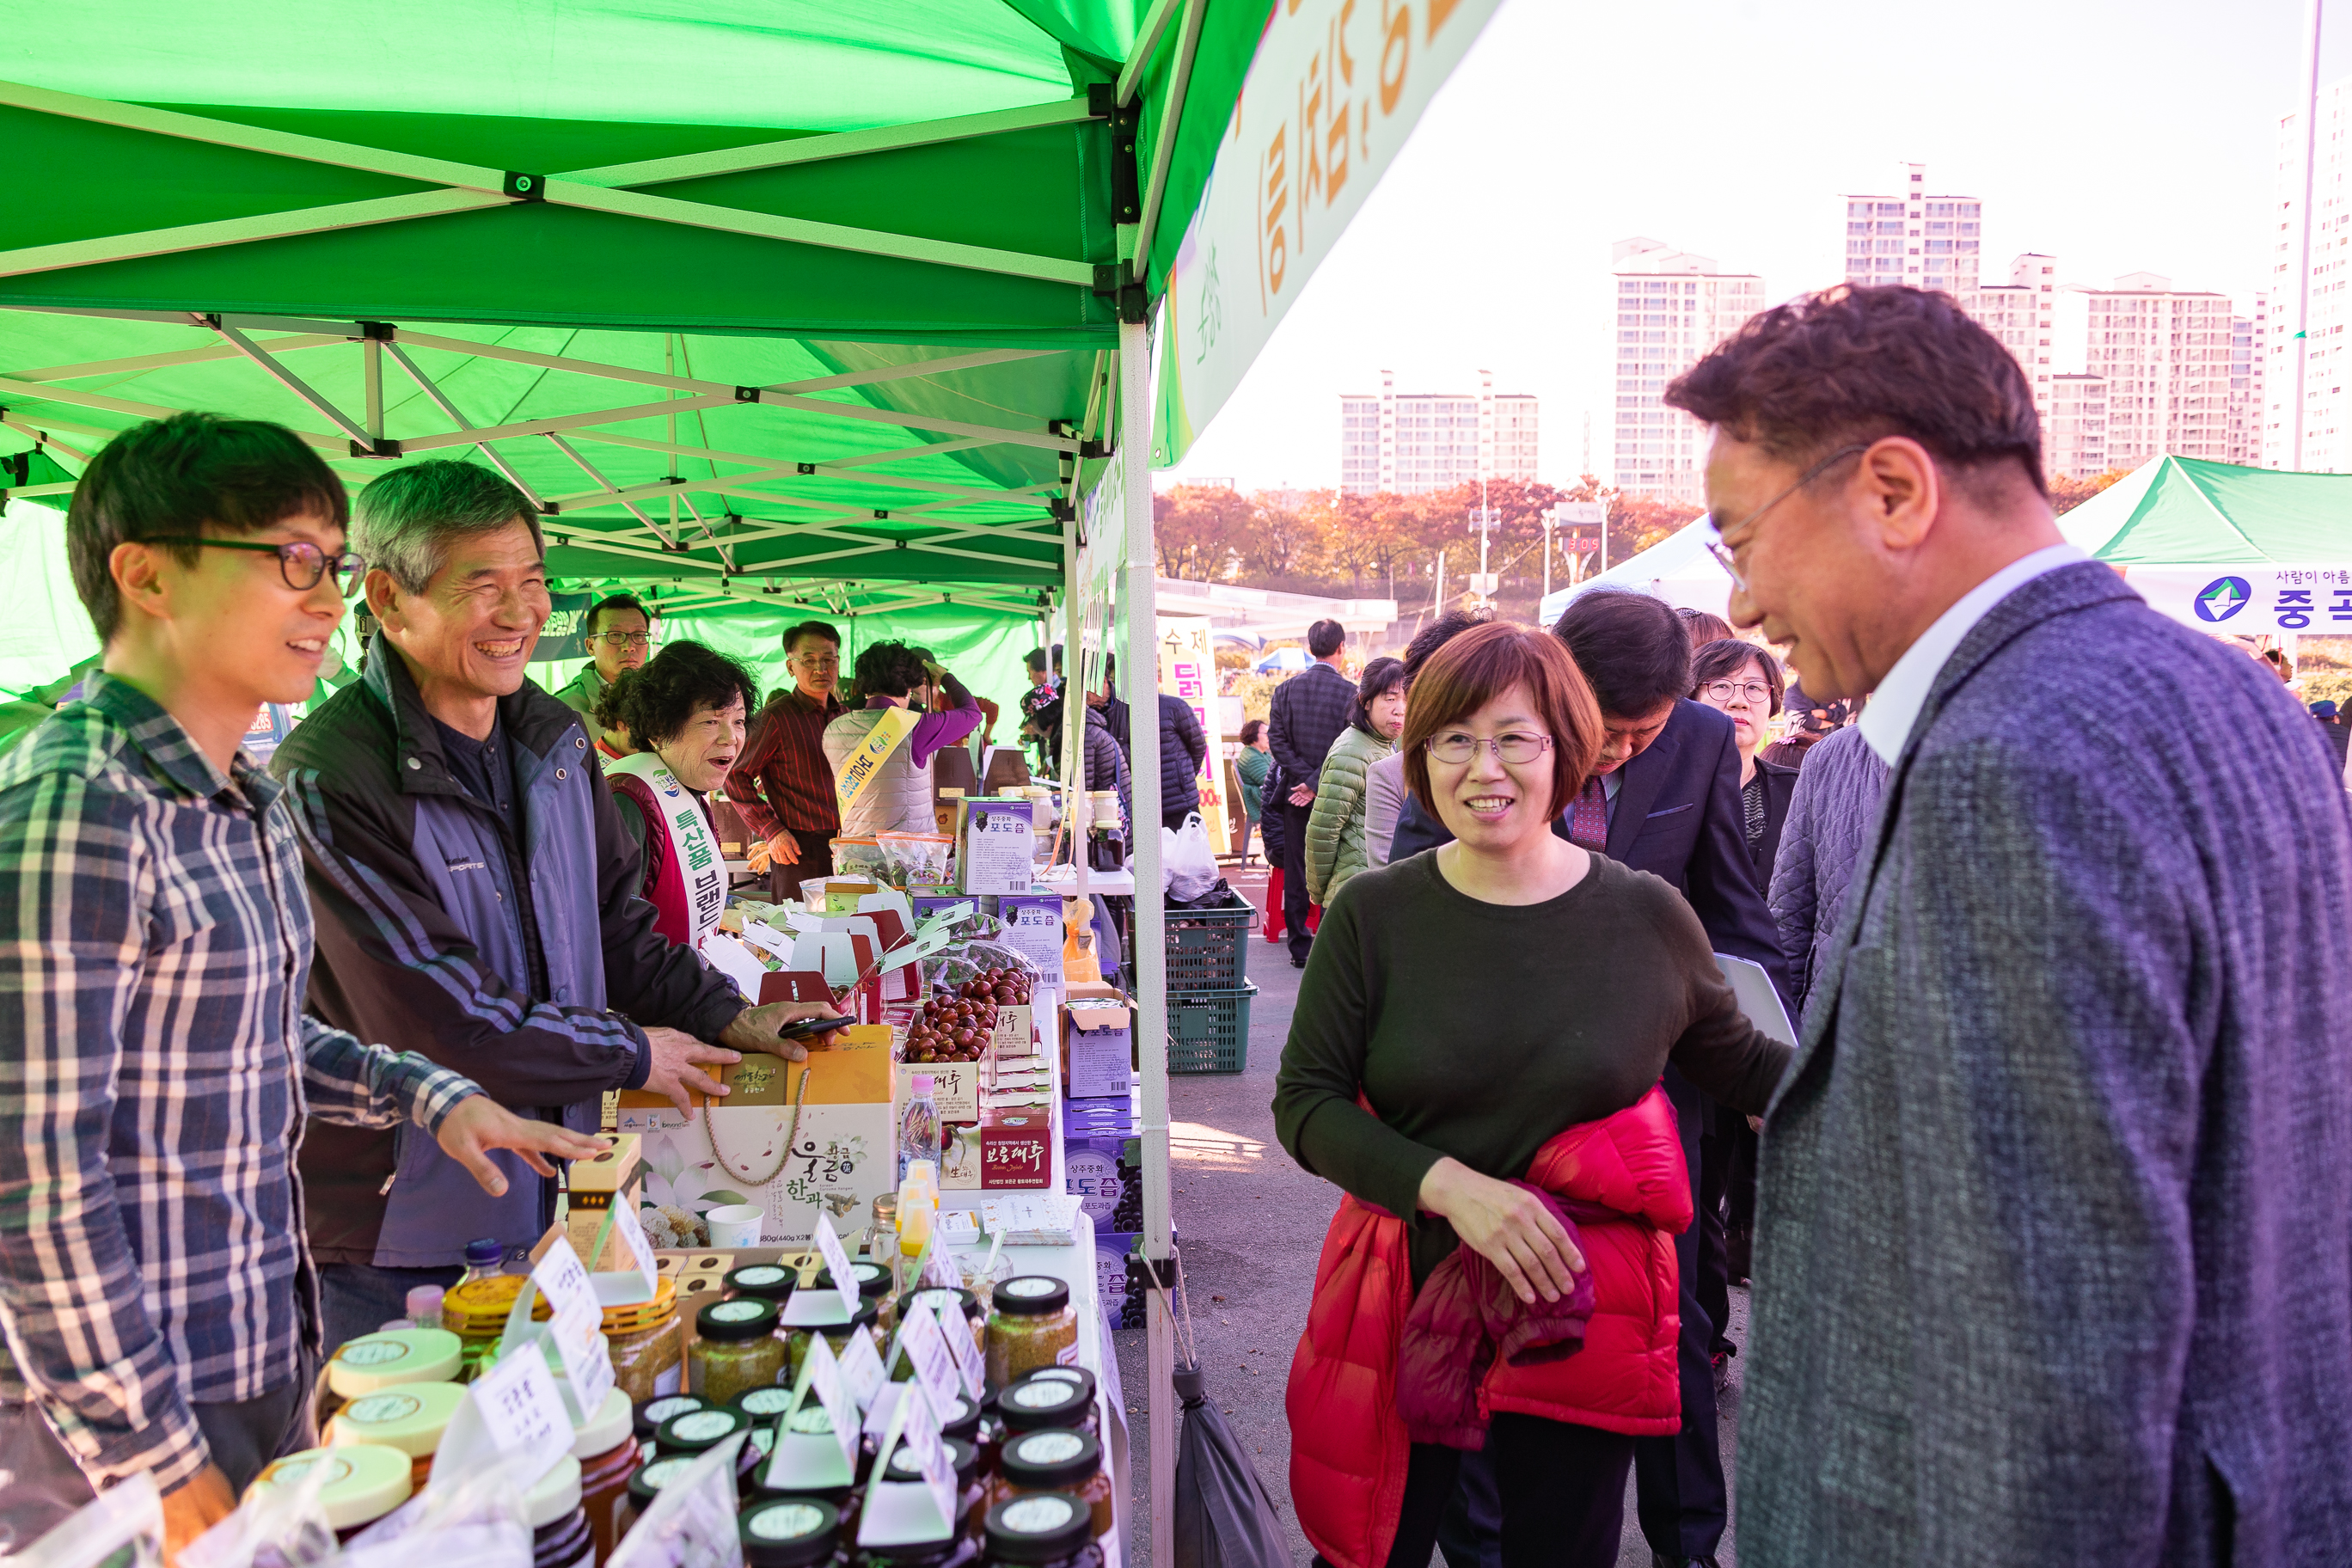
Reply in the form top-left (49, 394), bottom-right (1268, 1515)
top-left (1167, 983), bottom-right (1258, 1075)
top-left (1116, 891), bottom-right (1259, 993)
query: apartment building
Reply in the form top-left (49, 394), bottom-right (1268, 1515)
top-left (2073, 273), bottom-right (2239, 469)
top-left (1338, 371), bottom-right (1537, 495)
top-left (1960, 254), bottom-right (2060, 433)
top-left (2045, 373), bottom-right (2110, 480)
top-left (1841, 162), bottom-right (1984, 293)
top-left (1609, 237), bottom-right (1766, 505)
top-left (2265, 75), bottom-right (2352, 469)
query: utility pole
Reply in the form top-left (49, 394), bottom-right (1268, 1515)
top-left (2295, 0), bottom-right (2324, 469)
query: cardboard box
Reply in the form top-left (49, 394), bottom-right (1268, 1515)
top-left (940, 1124), bottom-right (981, 1190)
top-left (1094, 1229), bottom-right (1140, 1329)
top-left (896, 1057), bottom-right (980, 1124)
top-left (989, 1002), bottom-right (1038, 1058)
top-left (1062, 989), bottom-right (1134, 1102)
top-left (993, 893), bottom-right (1065, 985)
top-left (958, 798), bottom-right (1035, 896)
top-left (616, 1025), bottom-right (897, 1246)
top-left (978, 1109), bottom-right (1053, 1190)
top-left (563, 1133), bottom-right (642, 1265)
top-left (1063, 1134), bottom-right (1133, 1228)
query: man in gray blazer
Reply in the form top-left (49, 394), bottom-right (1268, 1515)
top-left (1670, 285), bottom-right (2352, 1565)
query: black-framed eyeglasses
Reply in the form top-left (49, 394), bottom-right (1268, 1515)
top-left (140, 536), bottom-right (367, 597)
top-left (1425, 732), bottom-right (1554, 765)
top-left (1703, 442), bottom-right (1871, 590)
top-left (591, 631), bottom-right (655, 650)
top-left (1700, 680), bottom-right (1774, 707)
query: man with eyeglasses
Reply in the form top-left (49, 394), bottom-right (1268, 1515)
top-left (0, 416), bottom-right (605, 1559)
top-left (272, 462), bottom-right (840, 1349)
top-left (554, 591), bottom-right (652, 750)
top-left (726, 619), bottom-right (846, 900)
top-left (1681, 286), bottom-right (2352, 1563)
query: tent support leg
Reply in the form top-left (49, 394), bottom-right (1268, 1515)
top-left (1120, 315), bottom-right (1174, 1567)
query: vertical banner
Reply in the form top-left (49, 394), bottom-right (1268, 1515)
top-left (1156, 615), bottom-right (1228, 854)
top-left (1152, 0), bottom-right (1508, 466)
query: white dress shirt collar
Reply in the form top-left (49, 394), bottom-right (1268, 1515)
top-left (1856, 542), bottom-right (2090, 765)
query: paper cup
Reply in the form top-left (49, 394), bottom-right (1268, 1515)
top-left (704, 1204), bottom-right (764, 1248)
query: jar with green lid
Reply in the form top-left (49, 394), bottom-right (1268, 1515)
top-left (658, 1406), bottom-right (764, 1496)
top-left (993, 1373), bottom-right (1094, 1441)
top-left (880, 1435), bottom-right (985, 1538)
top-left (727, 1264), bottom-right (800, 1305)
top-left (625, 1453), bottom-right (702, 1531)
top-left (740, 1496), bottom-right (848, 1568)
top-left (784, 1301), bottom-right (883, 1385)
top-left (735, 1384), bottom-right (801, 1423)
top-left (817, 1261), bottom-right (897, 1332)
top-left (982, 1277), bottom-right (1075, 1392)
top-left (978, 1493), bottom-right (1102, 1568)
top-left (634, 1393), bottom-right (707, 1449)
top-left (691, 1298), bottom-right (788, 1404)
top-left (855, 1535), bottom-right (979, 1568)
top-left (984, 1431), bottom-right (1111, 1544)
top-left (609, 1312), bottom-right (685, 1405)
top-left (896, 1288), bottom-right (983, 1370)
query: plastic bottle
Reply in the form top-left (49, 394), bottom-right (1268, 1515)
top-left (405, 1284), bottom-right (444, 1332)
top-left (898, 1075), bottom-right (941, 1185)
top-left (460, 1237), bottom-right (504, 1287)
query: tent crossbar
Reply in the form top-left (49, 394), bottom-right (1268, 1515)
top-left (545, 433), bottom-right (678, 548)
top-left (378, 341), bottom-right (547, 507)
top-left (693, 505), bottom-right (1060, 560)
top-left (0, 372), bottom-right (345, 452)
top-left (0, 417), bottom-right (90, 462)
top-left (0, 77), bottom-right (508, 190)
top-left (0, 481), bottom-right (76, 499)
top-left (390, 332), bottom-right (1052, 403)
top-left (6, 334), bottom-right (345, 384)
top-left (1117, 0), bottom-right (1188, 106)
top-left (544, 181), bottom-right (1098, 288)
top-left (1131, 0), bottom-right (1209, 279)
top-left (558, 96), bottom-right (1099, 189)
top-left (675, 490), bottom-right (738, 573)
top-left (541, 528), bottom-right (713, 574)
top-left (0, 190), bottom-right (508, 281)
top-left (211, 322), bottom-right (374, 448)
top-left (813, 438), bottom-right (989, 469)
top-left (391, 392), bottom-right (739, 454)
top-left (750, 389), bottom-right (1078, 452)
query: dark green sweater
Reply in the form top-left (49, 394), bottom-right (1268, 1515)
top-left (1271, 851), bottom-right (1792, 1283)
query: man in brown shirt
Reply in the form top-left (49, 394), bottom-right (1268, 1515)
top-left (726, 619), bottom-right (844, 899)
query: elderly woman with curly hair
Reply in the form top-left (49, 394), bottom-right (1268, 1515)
top-left (603, 640), bottom-right (760, 952)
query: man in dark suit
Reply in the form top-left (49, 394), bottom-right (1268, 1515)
top-left (1265, 619), bottom-right (1355, 968)
top-left (1394, 591), bottom-right (1784, 1568)
top-left (1685, 285), bottom-right (2352, 1564)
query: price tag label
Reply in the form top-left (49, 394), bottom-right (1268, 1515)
top-left (935, 1300), bottom-right (983, 1402)
top-left (896, 1385), bottom-right (959, 1539)
top-left (803, 1331), bottom-right (861, 1473)
top-left (529, 1237), bottom-right (616, 1418)
top-left (812, 1211), bottom-right (861, 1315)
top-left (891, 1296), bottom-right (961, 1420)
top-left (532, 1235), bottom-right (599, 1325)
top-left (836, 1326), bottom-right (887, 1412)
top-left (468, 1345), bottom-right (573, 1483)
top-left (859, 1384), bottom-right (958, 1548)
top-left (609, 1196), bottom-right (659, 1286)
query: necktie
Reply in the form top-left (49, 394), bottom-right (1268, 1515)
top-left (1569, 774), bottom-right (1608, 849)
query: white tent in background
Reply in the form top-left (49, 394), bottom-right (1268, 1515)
top-left (1537, 515), bottom-right (1730, 627)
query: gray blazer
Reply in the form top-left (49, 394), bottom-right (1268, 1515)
top-left (1743, 562), bottom-right (2352, 1565)
top-left (1765, 726), bottom-right (1891, 1020)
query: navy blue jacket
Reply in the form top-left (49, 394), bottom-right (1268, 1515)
top-left (1156, 693), bottom-right (1208, 815)
top-left (274, 639), bottom-right (742, 1268)
top-left (1390, 697), bottom-right (1789, 998)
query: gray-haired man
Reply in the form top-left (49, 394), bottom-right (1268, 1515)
top-left (271, 461), bottom-right (838, 1346)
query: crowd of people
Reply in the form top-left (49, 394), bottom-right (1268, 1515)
top-left (1272, 285), bottom-right (2352, 1568)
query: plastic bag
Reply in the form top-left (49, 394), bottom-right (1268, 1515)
top-left (1172, 1364), bottom-right (1289, 1568)
top-left (180, 1458), bottom-right (336, 1568)
top-left (20, 1473), bottom-right (165, 1568)
top-left (829, 836), bottom-right (887, 880)
top-left (875, 832), bottom-right (954, 889)
top-left (606, 1432), bottom-right (744, 1568)
top-left (1161, 813), bottom-right (1217, 903)
top-left (342, 1449), bottom-right (537, 1568)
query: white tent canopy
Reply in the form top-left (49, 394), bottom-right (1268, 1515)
top-left (1538, 515), bottom-right (1727, 627)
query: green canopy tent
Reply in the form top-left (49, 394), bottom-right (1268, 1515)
top-left (0, 2), bottom-right (1511, 1540)
top-left (2057, 456), bottom-right (2352, 634)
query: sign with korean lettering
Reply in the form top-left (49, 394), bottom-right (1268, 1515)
top-left (1156, 614), bottom-right (1228, 853)
top-left (1152, 0), bottom-right (1506, 465)
top-left (2112, 565), bottom-right (2352, 635)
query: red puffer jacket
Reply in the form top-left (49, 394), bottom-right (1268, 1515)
top-left (1283, 1085), bottom-right (1690, 1568)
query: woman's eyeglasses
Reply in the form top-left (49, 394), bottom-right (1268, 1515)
top-left (1425, 732), bottom-right (1553, 764)
top-left (139, 536), bottom-right (366, 597)
top-left (1700, 680), bottom-right (1774, 707)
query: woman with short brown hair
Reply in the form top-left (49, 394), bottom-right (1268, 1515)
top-left (1273, 620), bottom-right (1790, 1568)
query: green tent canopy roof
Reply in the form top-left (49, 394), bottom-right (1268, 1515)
top-left (2060, 456), bottom-right (2352, 566)
top-left (0, 0), bottom-right (1274, 603)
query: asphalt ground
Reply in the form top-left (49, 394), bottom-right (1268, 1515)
top-left (1114, 863), bottom-right (1750, 1567)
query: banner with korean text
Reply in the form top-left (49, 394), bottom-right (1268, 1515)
top-left (2116, 566), bottom-right (2352, 636)
top-left (1151, 0), bottom-right (1505, 467)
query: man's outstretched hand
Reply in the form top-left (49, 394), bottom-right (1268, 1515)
top-left (436, 1098), bottom-right (610, 1197)
top-left (720, 998), bottom-right (854, 1063)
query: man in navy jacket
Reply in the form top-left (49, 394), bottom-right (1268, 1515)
top-left (1393, 590), bottom-right (1783, 1568)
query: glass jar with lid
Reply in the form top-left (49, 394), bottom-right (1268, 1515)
top-left (691, 1298), bottom-right (787, 1404)
top-left (985, 1431), bottom-right (1110, 1543)
top-left (657, 1406), bottom-right (763, 1494)
top-left (983, 1277), bottom-right (1075, 1391)
top-left (978, 1493), bottom-right (1101, 1568)
top-left (992, 1371), bottom-right (1094, 1441)
top-left (735, 1385), bottom-right (800, 1424)
top-left (624, 1453), bottom-right (701, 1532)
top-left (726, 1264), bottom-right (800, 1306)
top-left (634, 1393), bottom-right (707, 1450)
top-left (785, 1301), bottom-right (883, 1385)
top-left (897, 1288), bottom-right (983, 1365)
top-left (740, 1496), bottom-right (848, 1568)
top-left (817, 1261), bottom-right (897, 1332)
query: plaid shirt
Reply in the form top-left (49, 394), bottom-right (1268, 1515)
top-left (0, 675), bottom-right (477, 1491)
top-left (726, 686), bottom-right (845, 838)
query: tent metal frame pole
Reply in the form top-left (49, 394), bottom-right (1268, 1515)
top-left (9, 334), bottom-right (343, 383)
top-left (0, 418), bottom-right (89, 462)
top-left (0, 371), bottom-right (344, 452)
top-left (545, 433), bottom-right (679, 548)
top-left (211, 322), bottom-right (376, 448)
top-left (1117, 0), bottom-right (1188, 106)
top-left (363, 339), bottom-right (383, 441)
top-left (1130, 0), bottom-right (1208, 280)
top-left (392, 331), bottom-right (1054, 402)
top-left (556, 96), bottom-right (1100, 187)
top-left (377, 341), bottom-right (547, 507)
top-left (1118, 314), bottom-right (1174, 1568)
top-left (0, 191), bottom-right (505, 280)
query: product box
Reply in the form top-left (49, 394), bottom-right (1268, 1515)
top-left (1063, 1099), bottom-right (1136, 1140)
top-left (993, 892), bottom-right (1065, 985)
top-left (563, 1133), bottom-right (642, 1266)
top-left (1061, 984), bottom-right (1134, 1102)
top-left (616, 1025), bottom-right (896, 1246)
top-left (1095, 1230), bottom-right (1140, 1329)
top-left (940, 1124), bottom-right (981, 1190)
top-left (978, 1108), bottom-right (1054, 1190)
top-left (989, 1001), bottom-right (1038, 1059)
top-left (958, 798), bottom-right (1035, 896)
top-left (1063, 1133), bottom-right (1138, 1228)
top-left (895, 1057), bottom-right (980, 1125)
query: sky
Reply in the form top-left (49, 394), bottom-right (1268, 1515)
top-left (1159, 0), bottom-right (2350, 493)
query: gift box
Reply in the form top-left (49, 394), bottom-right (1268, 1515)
top-left (977, 1109), bottom-right (1053, 1190)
